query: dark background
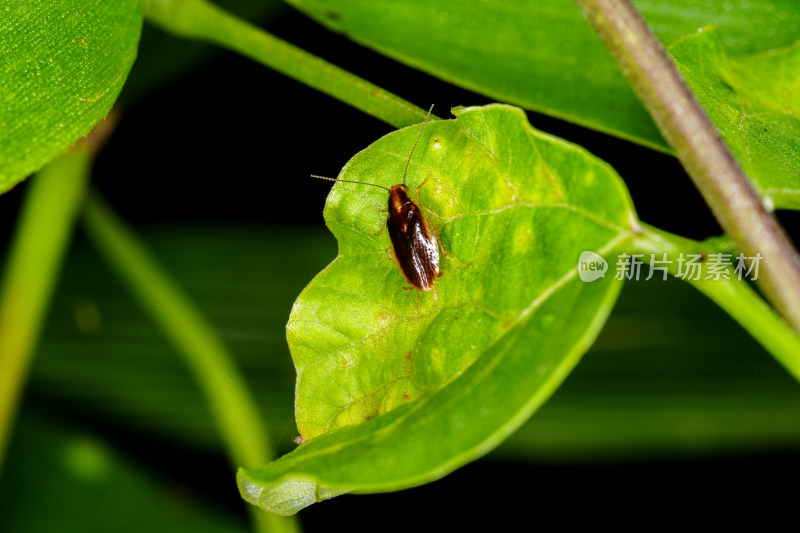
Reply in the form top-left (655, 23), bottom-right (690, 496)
top-left (2, 3), bottom-right (799, 530)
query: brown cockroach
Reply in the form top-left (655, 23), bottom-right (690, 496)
top-left (313, 105), bottom-right (442, 292)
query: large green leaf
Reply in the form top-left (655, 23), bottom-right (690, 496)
top-left (238, 104), bottom-right (636, 514)
top-left (670, 27), bottom-right (800, 210)
top-left (0, 0), bottom-right (143, 193)
top-left (285, 0), bottom-right (800, 152)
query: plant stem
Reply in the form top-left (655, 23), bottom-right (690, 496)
top-left (633, 223), bottom-right (800, 381)
top-left (0, 150), bottom-right (91, 475)
top-left (575, 0), bottom-right (800, 334)
top-left (82, 192), bottom-right (298, 533)
top-left (144, 0), bottom-right (433, 129)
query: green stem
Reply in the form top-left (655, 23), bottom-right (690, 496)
top-left (144, 0), bottom-right (433, 129)
top-left (82, 192), bottom-right (298, 533)
top-left (0, 150), bottom-right (90, 475)
top-left (575, 0), bottom-right (800, 335)
top-left (633, 223), bottom-right (800, 381)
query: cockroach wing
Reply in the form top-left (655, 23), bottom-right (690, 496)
top-left (387, 206), bottom-right (440, 291)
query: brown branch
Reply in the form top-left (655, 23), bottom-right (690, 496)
top-left (575, 0), bottom-right (800, 333)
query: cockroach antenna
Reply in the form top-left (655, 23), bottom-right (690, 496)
top-left (402, 104), bottom-right (435, 187)
top-left (310, 174), bottom-right (391, 191)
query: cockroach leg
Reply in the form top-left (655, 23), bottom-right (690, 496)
top-left (439, 240), bottom-right (471, 267)
top-left (420, 203), bottom-right (443, 219)
top-left (415, 170), bottom-right (432, 200)
top-left (400, 285), bottom-right (423, 307)
top-left (426, 212), bottom-right (471, 269)
top-left (421, 204), bottom-right (462, 222)
top-left (374, 206), bottom-right (389, 235)
top-left (416, 170), bottom-right (463, 222)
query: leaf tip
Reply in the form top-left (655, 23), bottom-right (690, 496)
top-left (237, 467), bottom-right (353, 516)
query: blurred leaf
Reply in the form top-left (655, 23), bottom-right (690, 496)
top-left (238, 104), bottom-right (634, 514)
top-left (670, 27), bottom-right (800, 210)
top-left (0, 410), bottom-right (248, 533)
top-left (32, 225), bottom-right (332, 453)
top-left (0, 145), bottom-right (93, 470)
top-left (0, 0), bottom-right (142, 193)
top-left (285, 0), bottom-right (800, 152)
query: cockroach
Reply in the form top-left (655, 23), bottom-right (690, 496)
top-left (312, 105), bottom-right (442, 292)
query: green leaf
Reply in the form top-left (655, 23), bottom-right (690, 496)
top-left (669, 27), bottom-right (800, 210)
top-left (0, 0), bottom-right (143, 194)
top-left (238, 104), bottom-right (636, 514)
top-left (285, 0), bottom-right (800, 152)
